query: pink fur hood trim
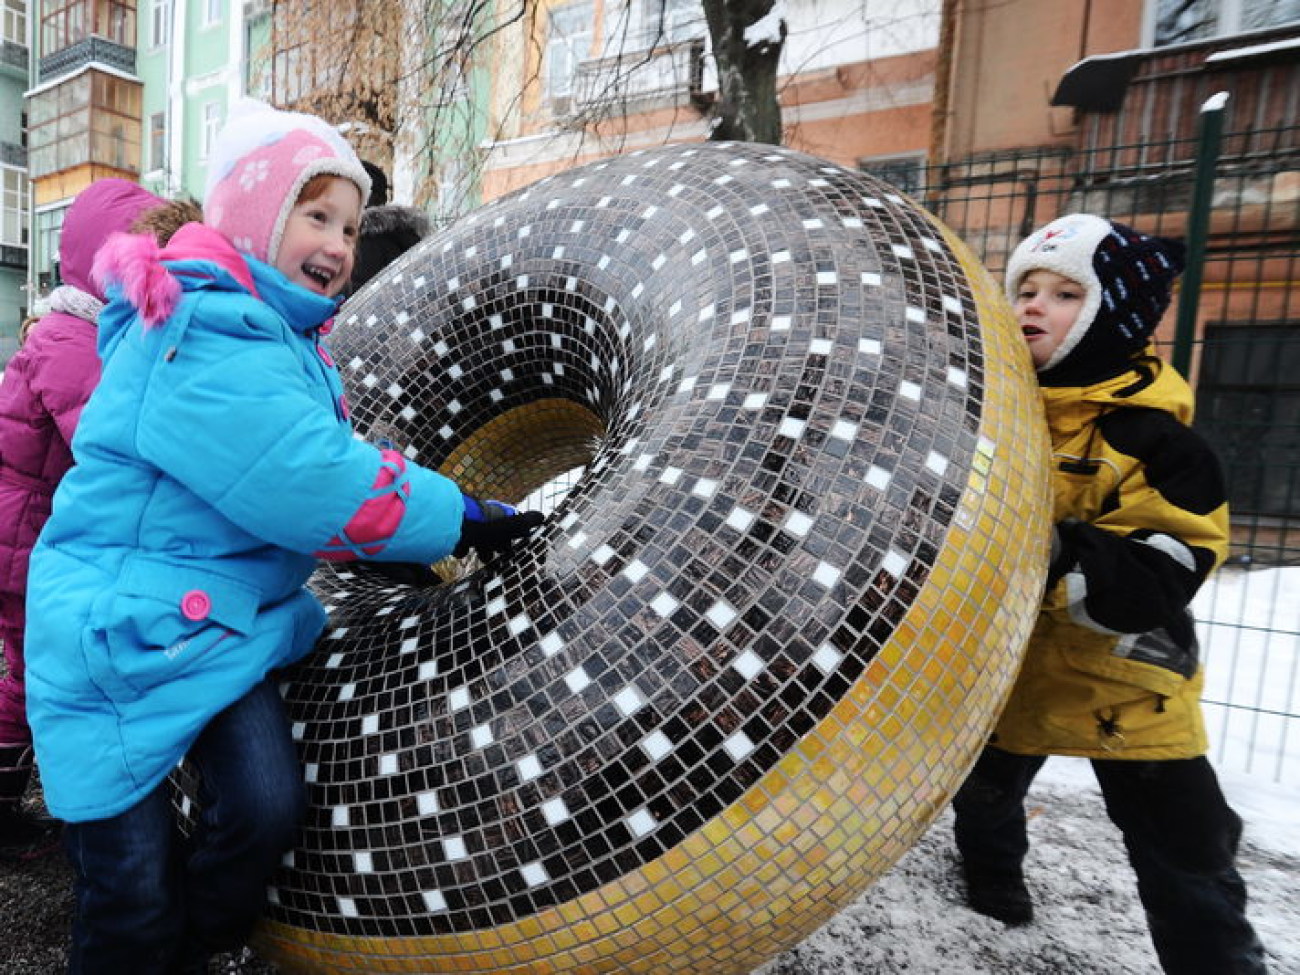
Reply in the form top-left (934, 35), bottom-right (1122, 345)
top-left (93, 232), bottom-right (180, 329)
top-left (92, 223), bottom-right (259, 329)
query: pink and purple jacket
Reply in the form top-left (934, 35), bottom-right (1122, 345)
top-left (0, 178), bottom-right (162, 745)
top-left (25, 223), bottom-right (464, 821)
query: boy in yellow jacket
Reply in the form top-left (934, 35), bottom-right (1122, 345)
top-left (952, 214), bottom-right (1267, 974)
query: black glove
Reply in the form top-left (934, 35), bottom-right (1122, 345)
top-left (453, 495), bottom-right (544, 561)
top-left (357, 560), bottom-right (440, 586)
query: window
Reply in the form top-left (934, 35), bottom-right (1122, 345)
top-left (643, 0), bottom-right (703, 46)
top-left (1, 167), bottom-right (27, 248)
top-left (202, 0), bottom-right (222, 28)
top-left (266, 3), bottom-right (349, 104)
top-left (546, 2), bottom-right (593, 100)
top-left (42, 0), bottom-right (135, 51)
top-left (28, 70), bottom-right (142, 178)
top-left (601, 0), bottom-right (703, 53)
top-left (41, 0), bottom-right (85, 51)
top-left (33, 205), bottom-right (69, 291)
top-left (148, 111), bottom-right (166, 171)
top-left (150, 0), bottom-right (169, 47)
top-left (859, 153), bottom-right (927, 197)
top-left (201, 101), bottom-right (222, 160)
top-left (433, 157), bottom-right (470, 227)
top-left (243, 10), bottom-right (273, 100)
top-left (3, 0), bottom-right (26, 47)
top-left (270, 40), bottom-right (343, 103)
top-left (97, 0), bottom-right (132, 44)
top-left (1196, 323), bottom-right (1300, 520)
top-left (1151, 0), bottom-right (1300, 46)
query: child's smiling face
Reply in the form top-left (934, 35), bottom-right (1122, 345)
top-left (276, 177), bottom-right (362, 298)
top-left (1013, 269), bottom-right (1085, 370)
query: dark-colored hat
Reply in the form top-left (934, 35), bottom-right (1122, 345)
top-left (1006, 213), bottom-right (1186, 385)
top-left (362, 161), bottom-right (390, 208)
top-left (349, 204), bottom-right (432, 292)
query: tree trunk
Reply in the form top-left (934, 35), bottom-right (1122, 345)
top-left (701, 0), bottom-right (786, 145)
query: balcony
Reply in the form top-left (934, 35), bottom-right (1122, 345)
top-left (39, 36), bottom-right (136, 83)
top-left (1054, 24), bottom-right (1300, 173)
top-left (561, 37), bottom-right (712, 124)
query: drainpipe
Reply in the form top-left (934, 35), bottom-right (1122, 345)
top-left (928, 0), bottom-right (959, 174)
top-left (1172, 91), bottom-right (1228, 380)
top-left (166, 0), bottom-right (188, 199)
top-left (23, 0), bottom-right (36, 308)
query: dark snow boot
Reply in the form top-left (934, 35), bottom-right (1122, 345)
top-left (0, 742), bottom-right (60, 860)
top-left (962, 862), bottom-right (1034, 926)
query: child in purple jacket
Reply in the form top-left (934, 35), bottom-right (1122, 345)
top-left (0, 178), bottom-right (163, 855)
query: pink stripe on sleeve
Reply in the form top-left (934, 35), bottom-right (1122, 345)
top-left (315, 449), bottom-right (412, 560)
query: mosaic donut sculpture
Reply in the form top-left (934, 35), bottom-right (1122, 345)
top-left (248, 142), bottom-right (1052, 973)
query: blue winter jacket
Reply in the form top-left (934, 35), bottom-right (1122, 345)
top-left (25, 224), bottom-right (463, 822)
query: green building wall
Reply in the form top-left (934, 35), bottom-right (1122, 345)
top-left (138, 0), bottom-right (249, 205)
top-left (1, 10), bottom-right (29, 364)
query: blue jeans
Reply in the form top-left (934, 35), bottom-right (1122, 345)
top-left (63, 678), bottom-right (306, 975)
top-left (953, 747), bottom-right (1268, 975)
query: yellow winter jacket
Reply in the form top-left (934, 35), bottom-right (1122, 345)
top-left (992, 352), bottom-right (1229, 760)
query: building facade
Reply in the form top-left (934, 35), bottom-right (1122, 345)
top-left (477, 0), bottom-right (941, 201)
top-left (134, 0), bottom-right (249, 203)
top-left (26, 0), bottom-right (143, 303)
top-left (0, 0), bottom-right (253, 369)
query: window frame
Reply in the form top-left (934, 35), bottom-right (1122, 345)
top-left (149, 0), bottom-right (169, 48)
top-left (3, 0), bottom-right (26, 48)
top-left (545, 1), bottom-right (594, 101)
top-left (148, 110), bottom-right (166, 172)
top-left (33, 203), bottom-right (70, 292)
top-left (27, 69), bottom-right (142, 178)
top-left (41, 0), bottom-right (136, 51)
top-left (1, 166), bottom-right (28, 249)
top-left (1145, 0), bottom-right (1300, 47)
top-left (200, 100), bottom-right (222, 161)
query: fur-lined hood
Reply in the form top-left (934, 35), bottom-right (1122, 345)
top-left (91, 223), bottom-right (340, 351)
top-left (59, 179), bottom-right (165, 301)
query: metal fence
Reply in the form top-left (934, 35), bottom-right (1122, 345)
top-left (868, 124), bottom-right (1300, 784)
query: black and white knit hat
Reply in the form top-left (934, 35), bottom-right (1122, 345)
top-left (1005, 213), bottom-right (1186, 384)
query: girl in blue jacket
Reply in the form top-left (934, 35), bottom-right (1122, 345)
top-left (24, 99), bottom-right (540, 974)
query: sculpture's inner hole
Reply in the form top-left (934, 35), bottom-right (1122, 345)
top-left (437, 396), bottom-right (604, 512)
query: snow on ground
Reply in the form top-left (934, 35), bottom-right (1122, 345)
top-left (1196, 566), bottom-right (1300, 785)
top-left (761, 759), bottom-right (1299, 974)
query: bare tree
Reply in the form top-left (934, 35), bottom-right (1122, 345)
top-left (263, 1), bottom-right (404, 164)
top-left (256, 0), bottom-right (532, 218)
top-left (257, 1), bottom-right (790, 207)
top-left (701, 0), bottom-right (785, 143)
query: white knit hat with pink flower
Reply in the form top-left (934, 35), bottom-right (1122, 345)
top-left (203, 98), bottom-right (371, 266)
